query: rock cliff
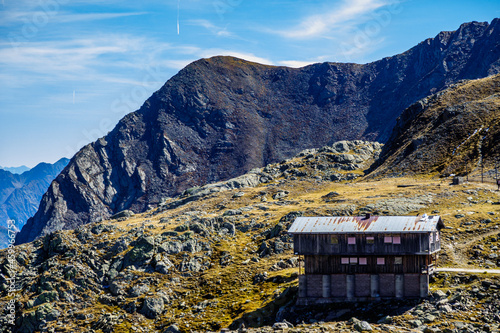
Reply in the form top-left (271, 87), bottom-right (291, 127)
top-left (16, 19), bottom-right (500, 244)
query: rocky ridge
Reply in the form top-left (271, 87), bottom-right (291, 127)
top-left (371, 73), bottom-right (500, 178)
top-left (16, 19), bottom-right (500, 244)
top-left (3, 141), bottom-right (500, 332)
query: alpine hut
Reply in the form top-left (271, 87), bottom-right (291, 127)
top-left (288, 214), bottom-right (444, 304)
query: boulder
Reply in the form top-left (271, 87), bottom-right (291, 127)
top-left (354, 320), bottom-right (373, 332)
top-left (111, 210), bottom-right (135, 220)
top-left (123, 236), bottom-right (155, 266)
top-left (129, 284), bottom-right (149, 297)
top-left (141, 297), bottom-right (164, 319)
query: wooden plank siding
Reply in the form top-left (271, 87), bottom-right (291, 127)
top-left (294, 232), bottom-right (441, 255)
top-left (304, 255), bottom-right (429, 274)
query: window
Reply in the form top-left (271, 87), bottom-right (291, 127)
top-left (393, 236), bottom-right (401, 244)
top-left (349, 257), bottom-right (358, 264)
top-left (341, 257), bottom-right (349, 264)
top-left (436, 233), bottom-right (439, 241)
top-left (366, 236), bottom-right (374, 244)
top-left (359, 257), bottom-right (367, 265)
top-left (384, 236), bottom-right (393, 243)
top-left (348, 237), bottom-right (356, 245)
top-left (330, 236), bottom-right (338, 244)
top-left (377, 257), bottom-right (385, 265)
top-left (394, 257), bottom-right (403, 265)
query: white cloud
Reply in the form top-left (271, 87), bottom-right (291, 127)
top-left (277, 60), bottom-right (315, 68)
top-left (199, 49), bottom-right (273, 65)
top-left (275, 0), bottom-right (397, 39)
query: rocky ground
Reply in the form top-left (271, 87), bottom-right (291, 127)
top-left (1, 141), bottom-right (500, 333)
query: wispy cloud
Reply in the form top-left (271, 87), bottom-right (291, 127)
top-left (0, 10), bottom-right (148, 26)
top-left (187, 19), bottom-right (234, 37)
top-left (274, 0), bottom-right (395, 39)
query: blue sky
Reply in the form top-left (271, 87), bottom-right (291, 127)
top-left (0, 0), bottom-right (499, 168)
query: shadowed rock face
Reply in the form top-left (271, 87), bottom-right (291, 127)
top-left (16, 19), bottom-right (500, 244)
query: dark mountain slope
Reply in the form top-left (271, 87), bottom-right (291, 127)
top-left (16, 19), bottom-right (500, 244)
top-left (0, 158), bottom-right (69, 248)
top-left (369, 73), bottom-right (500, 177)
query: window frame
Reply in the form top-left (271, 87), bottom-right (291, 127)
top-left (393, 235), bottom-right (401, 244)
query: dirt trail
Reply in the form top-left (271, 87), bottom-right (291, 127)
top-left (436, 267), bottom-right (500, 274)
top-left (443, 228), bottom-right (500, 271)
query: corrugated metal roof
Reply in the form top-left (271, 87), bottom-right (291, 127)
top-left (288, 215), bottom-right (443, 234)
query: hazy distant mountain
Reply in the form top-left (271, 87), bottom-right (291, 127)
top-left (0, 165), bottom-right (31, 174)
top-left (0, 158), bottom-right (69, 248)
top-left (16, 19), bottom-right (500, 245)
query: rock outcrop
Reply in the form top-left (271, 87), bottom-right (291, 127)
top-left (16, 19), bottom-right (500, 244)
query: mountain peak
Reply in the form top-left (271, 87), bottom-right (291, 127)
top-left (16, 19), bottom-right (500, 245)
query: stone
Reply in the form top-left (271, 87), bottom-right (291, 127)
top-left (140, 297), bottom-right (164, 319)
top-left (123, 236), bottom-right (155, 266)
top-left (129, 284), bottom-right (149, 297)
top-left (433, 290), bottom-right (447, 299)
top-left (34, 291), bottom-right (59, 306)
top-left (377, 316), bottom-right (393, 324)
top-left (423, 314), bottom-right (436, 323)
top-left (159, 241), bottom-right (183, 254)
top-left (111, 210), bottom-right (135, 220)
top-left (155, 256), bottom-right (174, 274)
top-left (272, 322), bottom-right (288, 330)
top-left (273, 191), bottom-right (289, 200)
top-left (163, 324), bottom-right (181, 333)
top-left (179, 257), bottom-right (202, 272)
top-left (109, 281), bottom-right (125, 296)
top-left (223, 209), bottom-right (242, 216)
top-left (111, 239), bottom-right (129, 254)
top-left (354, 320), bottom-right (373, 331)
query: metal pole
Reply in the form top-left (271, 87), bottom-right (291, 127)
top-left (482, 157), bottom-right (484, 183)
top-left (466, 159), bottom-right (468, 182)
top-left (495, 160), bottom-right (498, 184)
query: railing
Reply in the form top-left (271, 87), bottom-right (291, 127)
top-left (421, 264), bottom-right (435, 274)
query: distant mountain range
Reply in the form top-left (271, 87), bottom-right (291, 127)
top-left (0, 158), bottom-right (69, 248)
top-left (0, 165), bottom-right (31, 174)
top-left (16, 18), bottom-right (500, 245)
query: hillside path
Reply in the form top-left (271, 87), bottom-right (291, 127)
top-left (436, 267), bottom-right (500, 274)
top-left (441, 229), bottom-right (500, 273)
